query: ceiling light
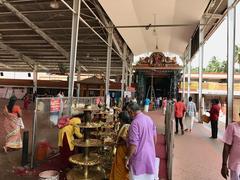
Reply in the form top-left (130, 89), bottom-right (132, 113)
top-left (50, 0), bottom-right (59, 9)
top-left (152, 14), bottom-right (157, 36)
top-left (155, 38), bottom-right (159, 50)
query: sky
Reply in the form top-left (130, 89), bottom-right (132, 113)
top-left (191, 3), bottom-right (240, 68)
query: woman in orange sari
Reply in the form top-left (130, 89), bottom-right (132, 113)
top-left (3, 96), bottom-right (23, 152)
top-left (110, 111), bottom-right (131, 180)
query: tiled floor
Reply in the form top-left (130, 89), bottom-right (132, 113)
top-left (173, 122), bottom-right (224, 180)
top-left (147, 110), bottom-right (224, 180)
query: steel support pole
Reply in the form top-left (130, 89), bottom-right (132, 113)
top-left (121, 61), bottom-right (126, 102)
top-left (182, 61), bottom-right (186, 101)
top-left (129, 69), bottom-right (132, 87)
top-left (105, 27), bottom-right (113, 107)
top-left (125, 63), bottom-right (128, 90)
top-left (33, 64), bottom-right (37, 93)
top-left (227, 0), bottom-right (236, 126)
top-left (187, 61), bottom-right (191, 99)
top-left (128, 54), bottom-right (134, 87)
top-left (121, 44), bottom-right (127, 103)
top-left (77, 83), bottom-right (80, 99)
top-left (30, 101), bottom-right (37, 168)
top-left (77, 65), bottom-right (81, 81)
top-left (198, 20), bottom-right (204, 122)
top-left (77, 66), bottom-right (81, 101)
top-left (67, 0), bottom-right (81, 115)
top-left (187, 41), bottom-right (191, 99)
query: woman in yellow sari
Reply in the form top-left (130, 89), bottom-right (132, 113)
top-left (110, 111), bottom-right (131, 180)
top-left (58, 115), bottom-right (83, 168)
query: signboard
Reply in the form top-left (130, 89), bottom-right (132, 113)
top-left (50, 98), bottom-right (61, 112)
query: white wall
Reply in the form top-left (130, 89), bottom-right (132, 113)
top-left (0, 72), bottom-right (33, 80)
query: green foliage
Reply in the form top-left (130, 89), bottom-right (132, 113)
top-left (191, 67), bottom-right (199, 72)
top-left (205, 56), bottom-right (223, 72)
top-left (203, 56), bottom-right (227, 73)
top-left (236, 45), bottom-right (240, 64)
top-left (221, 60), bottom-right (227, 73)
top-left (190, 45), bottom-right (240, 73)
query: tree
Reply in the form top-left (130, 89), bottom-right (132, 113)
top-left (191, 67), bottom-right (198, 72)
top-left (235, 45), bottom-right (240, 63)
top-left (221, 60), bottom-right (227, 73)
top-left (205, 56), bottom-right (222, 72)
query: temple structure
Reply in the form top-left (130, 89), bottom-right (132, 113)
top-left (134, 52), bottom-right (182, 102)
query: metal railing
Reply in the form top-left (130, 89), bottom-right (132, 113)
top-left (165, 102), bottom-right (174, 180)
top-left (30, 96), bottom-right (104, 168)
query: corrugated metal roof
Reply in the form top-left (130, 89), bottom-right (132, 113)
top-left (0, 0), bottom-right (132, 75)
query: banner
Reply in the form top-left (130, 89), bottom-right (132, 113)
top-left (50, 98), bottom-right (61, 112)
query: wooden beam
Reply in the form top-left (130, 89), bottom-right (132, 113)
top-left (0, 27), bottom-right (71, 31)
top-left (1, 39), bottom-right (106, 44)
top-left (0, 0), bottom-right (69, 59)
top-left (94, 2), bottom-right (123, 57)
top-left (0, 9), bottom-right (70, 16)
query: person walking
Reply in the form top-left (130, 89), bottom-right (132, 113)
top-left (185, 96), bottom-right (197, 132)
top-left (209, 99), bottom-right (220, 139)
top-left (23, 94), bottom-right (30, 110)
top-left (126, 102), bottom-right (157, 180)
top-left (155, 97), bottom-right (160, 110)
top-left (221, 121), bottom-right (240, 180)
top-left (144, 97), bottom-right (151, 112)
top-left (162, 97), bottom-right (167, 115)
top-left (57, 92), bottom-right (64, 116)
top-left (174, 97), bottom-right (186, 135)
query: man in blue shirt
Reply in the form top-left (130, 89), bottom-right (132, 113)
top-left (144, 97), bottom-right (151, 112)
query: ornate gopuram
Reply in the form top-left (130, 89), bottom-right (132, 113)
top-left (134, 52), bottom-right (182, 102)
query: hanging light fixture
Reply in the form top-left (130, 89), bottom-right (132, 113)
top-left (152, 14), bottom-right (157, 36)
top-left (155, 38), bottom-right (159, 50)
top-left (50, 0), bottom-right (60, 9)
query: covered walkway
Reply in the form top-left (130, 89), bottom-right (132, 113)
top-left (147, 110), bottom-right (224, 180)
top-left (0, 102), bottom-right (227, 180)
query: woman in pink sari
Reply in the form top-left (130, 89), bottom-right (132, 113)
top-left (3, 96), bottom-right (23, 152)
